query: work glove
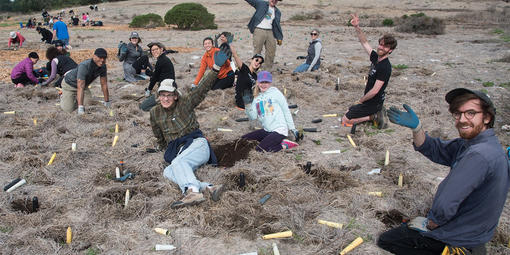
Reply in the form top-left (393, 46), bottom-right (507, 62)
top-left (442, 246), bottom-right (471, 255)
top-left (242, 89), bottom-right (253, 106)
top-left (213, 46), bottom-right (230, 71)
top-left (144, 88), bottom-right (151, 97)
top-left (292, 129), bottom-right (303, 142)
top-left (277, 40), bottom-right (282, 46)
top-left (77, 105), bottom-right (85, 115)
top-left (102, 101), bottom-right (111, 108)
top-left (219, 43), bottom-right (232, 60)
top-left (387, 104), bottom-right (421, 131)
top-left (408, 217), bottom-right (429, 232)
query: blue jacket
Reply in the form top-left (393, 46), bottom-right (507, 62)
top-left (164, 129), bottom-right (217, 166)
top-left (245, 0), bottom-right (283, 40)
top-left (415, 129), bottom-right (510, 248)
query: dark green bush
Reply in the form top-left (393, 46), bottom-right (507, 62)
top-left (382, 18), bottom-right (394, 26)
top-left (130, 13), bottom-right (165, 28)
top-left (164, 3), bottom-right (217, 30)
top-left (396, 13), bottom-right (445, 35)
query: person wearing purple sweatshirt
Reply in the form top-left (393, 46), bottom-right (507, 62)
top-left (11, 52), bottom-right (40, 88)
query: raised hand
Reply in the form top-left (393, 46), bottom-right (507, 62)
top-left (350, 13), bottom-right (360, 27)
top-left (387, 104), bottom-right (420, 130)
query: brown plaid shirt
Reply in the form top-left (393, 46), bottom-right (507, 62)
top-left (150, 70), bottom-right (218, 149)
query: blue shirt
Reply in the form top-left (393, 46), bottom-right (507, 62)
top-left (415, 129), bottom-right (510, 248)
top-left (53, 21), bottom-right (69, 40)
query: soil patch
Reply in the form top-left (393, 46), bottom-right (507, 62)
top-left (213, 139), bottom-right (257, 167)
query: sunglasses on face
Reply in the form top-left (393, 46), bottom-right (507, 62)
top-left (310, 33), bottom-right (318, 36)
top-left (254, 58), bottom-right (263, 63)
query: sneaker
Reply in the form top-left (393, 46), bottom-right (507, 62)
top-left (170, 191), bottom-right (205, 209)
top-left (374, 106), bottom-right (388, 129)
top-left (206, 185), bottom-right (224, 202)
top-left (281, 139), bottom-right (299, 149)
top-left (15, 83), bottom-right (24, 88)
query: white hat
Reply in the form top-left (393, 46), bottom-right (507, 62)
top-left (9, 32), bottom-right (16, 39)
top-left (158, 79), bottom-right (177, 93)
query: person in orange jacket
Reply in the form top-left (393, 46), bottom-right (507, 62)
top-left (191, 37), bottom-right (234, 90)
top-left (8, 31), bottom-right (25, 49)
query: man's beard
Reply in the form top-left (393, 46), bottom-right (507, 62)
top-left (456, 121), bottom-right (485, 140)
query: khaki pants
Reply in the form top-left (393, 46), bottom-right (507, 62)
top-left (253, 28), bottom-right (276, 69)
top-left (61, 80), bottom-right (92, 113)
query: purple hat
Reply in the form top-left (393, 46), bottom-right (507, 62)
top-left (257, 71), bottom-right (272, 83)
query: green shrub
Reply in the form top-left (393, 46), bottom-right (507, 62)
top-left (382, 18), bottom-right (394, 26)
top-left (492, 28), bottom-right (504, 35)
top-left (130, 13), bottom-right (165, 28)
top-left (164, 3), bottom-right (217, 30)
top-left (396, 13), bottom-right (445, 35)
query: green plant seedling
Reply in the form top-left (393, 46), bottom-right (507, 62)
top-left (492, 28), bottom-right (504, 34)
top-left (393, 64), bottom-right (408, 70)
top-left (382, 18), bottom-right (394, 26)
top-left (313, 140), bottom-right (321, 145)
top-left (482, 81), bottom-right (494, 87)
top-left (295, 154), bottom-right (303, 160)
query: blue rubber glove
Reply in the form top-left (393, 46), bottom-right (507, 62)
top-left (387, 104), bottom-right (421, 130)
top-left (213, 45), bottom-right (230, 71)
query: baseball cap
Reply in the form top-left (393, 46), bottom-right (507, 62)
top-left (130, 31), bottom-right (140, 39)
top-left (158, 79), bottom-right (177, 94)
top-left (445, 88), bottom-right (494, 109)
top-left (252, 54), bottom-right (264, 64)
top-left (257, 71), bottom-right (272, 83)
top-left (94, 48), bottom-right (108, 58)
top-left (10, 32), bottom-right (16, 39)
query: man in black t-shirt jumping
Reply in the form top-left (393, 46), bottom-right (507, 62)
top-left (341, 13), bottom-right (397, 129)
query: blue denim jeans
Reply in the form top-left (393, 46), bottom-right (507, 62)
top-left (163, 138), bottom-right (211, 193)
top-left (293, 63), bottom-right (320, 73)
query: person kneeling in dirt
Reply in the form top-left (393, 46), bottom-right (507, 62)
top-left (340, 14), bottom-right (397, 129)
top-left (230, 44), bottom-right (263, 110)
top-left (118, 32), bottom-right (152, 83)
top-left (149, 48), bottom-right (231, 209)
top-left (42, 46), bottom-right (78, 87)
top-left (36, 26), bottom-right (53, 44)
top-left (140, 42), bottom-right (175, 112)
top-left (241, 71), bottom-right (300, 152)
top-left (8, 31), bottom-right (25, 50)
top-left (61, 48), bottom-right (110, 114)
top-left (11, 52), bottom-right (40, 88)
top-left (378, 88), bottom-right (509, 255)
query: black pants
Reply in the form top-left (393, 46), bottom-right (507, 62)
top-left (211, 71), bottom-right (234, 90)
top-left (378, 225), bottom-right (487, 255)
top-left (12, 73), bottom-right (35, 85)
top-left (132, 55), bottom-right (152, 74)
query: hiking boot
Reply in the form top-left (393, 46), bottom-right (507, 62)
top-left (207, 185), bottom-right (224, 202)
top-left (374, 106), bottom-right (388, 129)
top-left (170, 191), bottom-right (205, 209)
top-left (281, 139), bottom-right (299, 149)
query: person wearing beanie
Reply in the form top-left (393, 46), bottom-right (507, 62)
top-left (230, 44), bottom-right (264, 109)
top-left (378, 88), bottom-right (508, 254)
top-left (191, 37), bottom-right (234, 90)
top-left (10, 52), bottom-right (40, 87)
top-left (241, 71), bottom-right (300, 152)
top-left (8, 31), bottom-right (25, 49)
top-left (118, 31), bottom-right (152, 83)
top-left (61, 48), bottom-right (110, 114)
top-left (149, 46), bottom-right (231, 209)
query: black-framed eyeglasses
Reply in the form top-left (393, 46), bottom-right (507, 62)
top-left (452, 110), bottom-right (482, 120)
top-left (310, 33), bottom-right (318, 36)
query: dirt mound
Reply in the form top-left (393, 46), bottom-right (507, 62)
top-left (213, 138), bottom-right (257, 167)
